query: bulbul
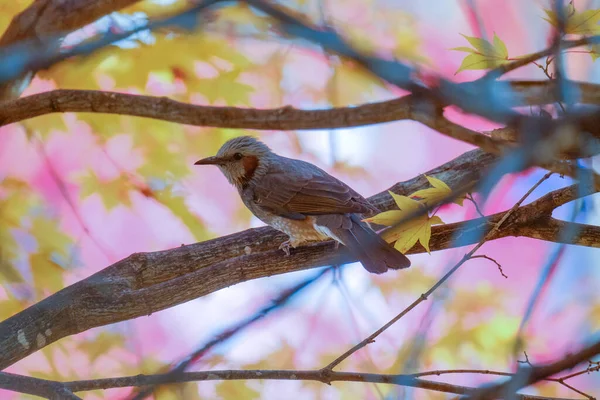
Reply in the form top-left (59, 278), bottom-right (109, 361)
top-left (194, 136), bottom-right (410, 274)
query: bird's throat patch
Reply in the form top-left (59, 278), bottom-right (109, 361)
top-left (240, 155), bottom-right (259, 186)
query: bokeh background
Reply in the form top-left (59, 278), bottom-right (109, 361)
top-left (1, 0), bottom-right (599, 398)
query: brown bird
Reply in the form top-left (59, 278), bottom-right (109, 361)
top-left (194, 136), bottom-right (410, 274)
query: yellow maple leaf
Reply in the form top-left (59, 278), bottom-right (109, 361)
top-left (330, 60), bottom-right (386, 107)
top-left (77, 332), bottom-right (125, 363)
top-left (411, 175), bottom-right (464, 206)
top-left (365, 187), bottom-right (449, 254)
top-left (364, 175), bottom-right (465, 253)
top-left (79, 172), bottom-right (133, 210)
top-left (30, 253), bottom-right (65, 298)
top-left (382, 214), bottom-right (444, 254)
top-left (364, 191), bottom-right (421, 226)
top-left (389, 11), bottom-right (428, 63)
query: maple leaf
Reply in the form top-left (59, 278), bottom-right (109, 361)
top-left (194, 70), bottom-right (255, 105)
top-left (543, 4), bottom-right (600, 61)
top-left (79, 172), bottom-right (132, 210)
top-left (365, 192), bottom-right (445, 254)
top-left (154, 187), bottom-right (206, 240)
top-left (331, 61), bottom-right (386, 106)
top-left (77, 332), bottom-right (125, 363)
top-left (452, 33), bottom-right (509, 73)
top-left (411, 175), bottom-right (465, 206)
top-left (388, 11), bottom-right (429, 63)
top-left (30, 253), bottom-right (66, 298)
top-left (30, 217), bottom-right (71, 260)
top-left (0, 296), bottom-right (23, 321)
top-left (216, 381), bottom-right (260, 400)
top-left (384, 213), bottom-right (444, 254)
top-left (0, 179), bottom-right (37, 284)
top-left (20, 115), bottom-right (68, 139)
top-left (543, 4), bottom-right (600, 35)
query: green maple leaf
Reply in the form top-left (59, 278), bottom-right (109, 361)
top-left (543, 4), bottom-right (600, 61)
top-left (543, 4), bottom-right (600, 35)
top-left (452, 33), bottom-right (509, 73)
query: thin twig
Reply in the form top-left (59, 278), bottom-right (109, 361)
top-left (466, 193), bottom-right (486, 218)
top-left (470, 254), bottom-right (508, 278)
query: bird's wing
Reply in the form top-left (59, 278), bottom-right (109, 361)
top-left (252, 160), bottom-right (376, 219)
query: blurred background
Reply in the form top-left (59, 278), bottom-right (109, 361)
top-left (1, 0), bottom-right (600, 398)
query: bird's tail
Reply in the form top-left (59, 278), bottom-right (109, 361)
top-left (319, 214), bottom-right (411, 274)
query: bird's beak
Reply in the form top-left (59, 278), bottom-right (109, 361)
top-left (194, 156), bottom-right (224, 166)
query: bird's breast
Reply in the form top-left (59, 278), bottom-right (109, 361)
top-left (269, 215), bottom-right (331, 243)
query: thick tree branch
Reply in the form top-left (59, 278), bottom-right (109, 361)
top-left (0, 89), bottom-right (415, 130)
top-left (0, 0), bottom-right (142, 100)
top-left (2, 80), bottom-right (600, 129)
top-left (0, 148), bottom-right (598, 371)
top-left (0, 90), bottom-right (509, 160)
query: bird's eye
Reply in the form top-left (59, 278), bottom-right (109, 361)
top-left (233, 152), bottom-right (243, 160)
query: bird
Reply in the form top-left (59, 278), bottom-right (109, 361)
top-left (194, 136), bottom-right (411, 274)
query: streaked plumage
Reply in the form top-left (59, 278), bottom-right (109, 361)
top-left (194, 136), bottom-right (411, 274)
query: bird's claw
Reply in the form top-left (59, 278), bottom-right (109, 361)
top-left (333, 241), bottom-right (340, 250)
top-left (279, 240), bottom-right (291, 256)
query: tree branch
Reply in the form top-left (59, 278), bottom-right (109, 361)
top-left (0, 372), bottom-right (81, 400)
top-left (467, 337), bottom-right (600, 399)
top-left (2, 80), bottom-right (600, 129)
top-left (0, 90), bottom-right (509, 160)
top-left (0, 369), bottom-right (574, 400)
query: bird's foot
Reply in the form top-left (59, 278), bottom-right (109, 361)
top-left (333, 241), bottom-right (340, 250)
top-left (279, 240), bottom-right (292, 256)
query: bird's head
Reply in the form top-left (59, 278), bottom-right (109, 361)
top-left (194, 136), bottom-right (272, 188)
